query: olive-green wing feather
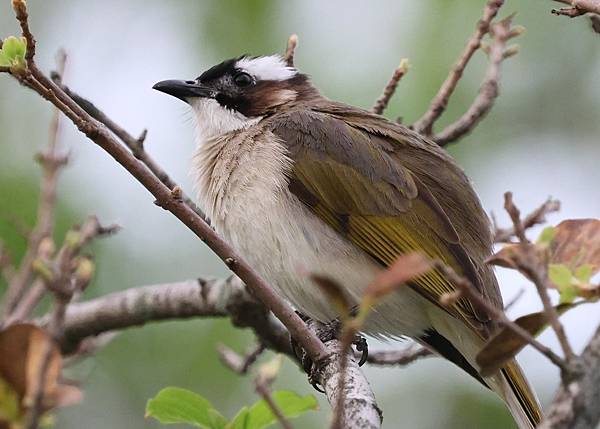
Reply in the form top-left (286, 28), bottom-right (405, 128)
top-left (269, 107), bottom-right (500, 334)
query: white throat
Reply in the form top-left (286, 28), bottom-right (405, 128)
top-left (190, 98), bottom-right (262, 142)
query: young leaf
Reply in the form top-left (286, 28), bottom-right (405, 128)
top-left (0, 36), bottom-right (27, 68)
top-left (146, 387), bottom-right (228, 429)
top-left (231, 391), bottom-right (318, 429)
top-left (229, 407), bottom-right (249, 429)
top-left (548, 264), bottom-right (573, 289)
top-left (537, 226), bottom-right (556, 245)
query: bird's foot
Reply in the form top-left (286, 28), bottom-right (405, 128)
top-left (290, 313), bottom-right (369, 393)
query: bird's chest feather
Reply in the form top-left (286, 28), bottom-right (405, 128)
top-left (193, 131), bottom-right (375, 320)
top-left (192, 130), bottom-right (431, 336)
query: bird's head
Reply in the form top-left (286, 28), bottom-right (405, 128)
top-left (153, 55), bottom-right (318, 138)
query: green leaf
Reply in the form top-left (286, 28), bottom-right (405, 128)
top-left (548, 264), bottom-right (579, 303)
top-left (0, 36), bottom-right (27, 69)
top-left (548, 264), bottom-right (573, 289)
top-left (537, 226), bottom-right (556, 245)
top-left (243, 391), bottom-right (318, 429)
top-left (575, 264), bottom-right (594, 283)
top-left (0, 51), bottom-right (10, 67)
top-left (0, 376), bottom-right (21, 424)
top-left (228, 407), bottom-right (249, 429)
top-left (146, 387), bottom-right (228, 429)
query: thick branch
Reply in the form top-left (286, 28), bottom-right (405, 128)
top-left (4, 6), bottom-right (329, 364)
top-left (304, 320), bottom-right (382, 429)
top-left (60, 277), bottom-right (293, 357)
top-left (539, 324), bottom-right (600, 429)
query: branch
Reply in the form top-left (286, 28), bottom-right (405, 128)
top-left (551, 0), bottom-right (600, 17)
top-left (5, 0), bottom-right (329, 365)
top-left (303, 320), bottom-right (382, 429)
top-left (432, 16), bottom-right (520, 146)
top-left (434, 261), bottom-right (571, 373)
top-left (0, 50), bottom-right (68, 322)
top-left (501, 194), bottom-right (576, 363)
top-left (494, 197), bottom-right (561, 243)
top-left (58, 277), bottom-right (382, 427)
top-left (284, 34), bottom-right (298, 67)
top-left (371, 59), bottom-right (409, 115)
top-left (539, 324), bottom-right (600, 429)
top-left (59, 277), bottom-right (293, 356)
top-left (411, 0), bottom-right (505, 136)
top-left (49, 74), bottom-right (207, 222)
top-left (365, 345), bottom-right (432, 366)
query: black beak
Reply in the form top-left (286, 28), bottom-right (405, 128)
top-left (152, 79), bottom-right (215, 101)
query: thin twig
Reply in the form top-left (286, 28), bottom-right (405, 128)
top-left (434, 261), bottom-right (571, 373)
top-left (25, 217), bottom-right (108, 429)
top-left (1, 51), bottom-right (68, 322)
top-left (412, 0), bottom-right (505, 135)
top-left (284, 34), bottom-right (298, 67)
top-left (218, 342), bottom-right (267, 375)
top-left (528, 261), bottom-right (577, 364)
top-left (255, 378), bottom-right (294, 429)
top-left (372, 59), bottom-right (409, 115)
top-left (551, 0), bottom-right (600, 16)
top-left (503, 288), bottom-right (525, 311)
top-left (503, 192), bottom-right (528, 243)
top-left (13, 0), bottom-right (36, 64)
top-left (501, 195), bottom-right (577, 363)
top-left (366, 345), bottom-right (432, 366)
top-left (432, 16), bottom-right (519, 146)
top-left (494, 197), bottom-right (560, 243)
top-left (0, 242), bottom-right (16, 283)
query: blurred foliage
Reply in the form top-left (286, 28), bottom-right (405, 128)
top-left (1, 1), bottom-right (599, 428)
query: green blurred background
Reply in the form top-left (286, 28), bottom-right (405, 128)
top-left (1, 1), bottom-right (599, 428)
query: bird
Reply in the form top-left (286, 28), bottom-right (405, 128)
top-left (153, 54), bottom-right (542, 428)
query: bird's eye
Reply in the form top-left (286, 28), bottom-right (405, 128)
top-left (233, 72), bottom-right (253, 87)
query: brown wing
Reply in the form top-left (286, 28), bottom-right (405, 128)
top-left (268, 106), bottom-right (501, 335)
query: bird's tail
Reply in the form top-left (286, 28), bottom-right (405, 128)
top-left (486, 359), bottom-right (542, 429)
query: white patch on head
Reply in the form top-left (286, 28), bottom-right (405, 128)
top-left (235, 55), bottom-right (297, 81)
top-left (189, 98), bottom-right (262, 141)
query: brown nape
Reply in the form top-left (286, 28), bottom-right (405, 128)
top-left (243, 74), bottom-right (321, 117)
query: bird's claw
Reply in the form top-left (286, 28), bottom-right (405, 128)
top-left (353, 334), bottom-right (369, 367)
top-left (291, 313), bottom-right (370, 393)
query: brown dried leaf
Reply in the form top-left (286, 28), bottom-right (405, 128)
top-left (0, 324), bottom-right (82, 414)
top-left (549, 219), bottom-right (600, 272)
top-left (486, 243), bottom-right (544, 281)
top-left (476, 303), bottom-right (581, 376)
top-left (364, 252), bottom-right (432, 300)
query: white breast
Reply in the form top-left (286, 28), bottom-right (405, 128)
top-left (192, 125), bottom-right (432, 338)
